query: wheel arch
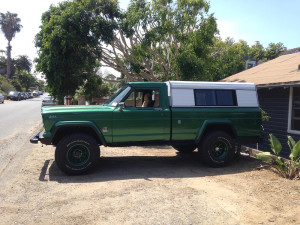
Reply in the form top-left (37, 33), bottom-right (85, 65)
top-left (195, 120), bottom-right (237, 145)
top-left (51, 122), bottom-right (107, 146)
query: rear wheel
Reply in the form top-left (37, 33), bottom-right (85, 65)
top-left (172, 145), bottom-right (196, 153)
top-left (55, 133), bottom-right (100, 175)
top-left (199, 131), bottom-right (234, 167)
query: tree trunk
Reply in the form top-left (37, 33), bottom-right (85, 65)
top-left (7, 42), bottom-right (12, 79)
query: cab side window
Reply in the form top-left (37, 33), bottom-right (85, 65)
top-left (123, 89), bottom-right (160, 108)
top-left (124, 91), bottom-right (135, 107)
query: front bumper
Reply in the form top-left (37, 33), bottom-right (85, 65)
top-left (30, 130), bottom-right (51, 145)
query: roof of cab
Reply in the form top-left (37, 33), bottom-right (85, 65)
top-left (128, 82), bottom-right (166, 88)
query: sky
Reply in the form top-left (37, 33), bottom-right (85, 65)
top-left (0, 0), bottom-right (299, 77)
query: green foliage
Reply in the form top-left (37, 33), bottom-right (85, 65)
top-left (11, 78), bottom-right (23, 91)
top-left (15, 55), bottom-right (32, 73)
top-left (18, 71), bottom-right (37, 91)
top-left (265, 42), bottom-right (286, 60)
top-left (211, 38), bottom-right (250, 80)
top-left (261, 108), bottom-right (270, 121)
top-left (0, 11), bottom-right (22, 42)
top-left (269, 134), bottom-right (282, 155)
top-left (0, 55), bottom-right (6, 67)
top-left (249, 43), bottom-right (265, 64)
top-left (290, 140), bottom-right (300, 161)
top-left (35, 0), bottom-right (120, 103)
top-left (255, 134), bottom-right (300, 179)
top-left (0, 11), bottom-right (22, 79)
top-left (287, 136), bottom-right (296, 150)
top-left (77, 75), bottom-right (103, 101)
top-left (36, 80), bottom-right (45, 91)
top-left (210, 40), bottom-right (287, 80)
top-left (103, 0), bottom-right (217, 81)
top-left (0, 76), bottom-right (15, 93)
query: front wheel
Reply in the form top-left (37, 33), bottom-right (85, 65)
top-left (55, 133), bottom-right (100, 175)
top-left (199, 131), bottom-right (234, 167)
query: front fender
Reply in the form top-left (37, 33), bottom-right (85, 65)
top-left (51, 121), bottom-right (107, 146)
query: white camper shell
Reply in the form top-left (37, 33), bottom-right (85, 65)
top-left (166, 81), bottom-right (259, 108)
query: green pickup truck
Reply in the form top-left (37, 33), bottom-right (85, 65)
top-left (31, 81), bottom-right (262, 174)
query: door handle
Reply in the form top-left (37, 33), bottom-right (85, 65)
top-left (154, 108), bottom-right (163, 111)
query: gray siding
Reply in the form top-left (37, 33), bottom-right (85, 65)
top-left (250, 87), bottom-right (300, 158)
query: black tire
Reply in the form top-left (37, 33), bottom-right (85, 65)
top-left (55, 133), bottom-right (100, 175)
top-left (199, 131), bottom-right (234, 167)
top-left (172, 145), bottom-right (196, 153)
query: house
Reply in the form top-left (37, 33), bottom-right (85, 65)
top-left (222, 52), bottom-right (300, 158)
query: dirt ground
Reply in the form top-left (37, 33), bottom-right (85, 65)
top-left (0, 141), bottom-right (299, 225)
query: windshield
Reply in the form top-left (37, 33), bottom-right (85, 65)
top-left (103, 85), bottom-right (131, 106)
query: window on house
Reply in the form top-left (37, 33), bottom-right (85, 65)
top-left (291, 87), bottom-right (300, 130)
top-left (194, 89), bottom-right (237, 106)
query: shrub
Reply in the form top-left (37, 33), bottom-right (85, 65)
top-left (0, 76), bottom-right (15, 94)
top-left (11, 79), bottom-right (24, 92)
top-left (255, 134), bottom-right (300, 179)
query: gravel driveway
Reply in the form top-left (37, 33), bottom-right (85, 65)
top-left (0, 141), bottom-right (299, 225)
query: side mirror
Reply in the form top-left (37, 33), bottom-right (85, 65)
top-left (118, 102), bottom-right (125, 111)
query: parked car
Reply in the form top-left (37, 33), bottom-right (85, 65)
top-left (0, 93), bottom-right (4, 103)
top-left (7, 91), bottom-right (21, 101)
top-left (32, 91), bottom-right (39, 97)
top-left (28, 92), bottom-right (33, 98)
top-left (31, 81), bottom-right (263, 175)
top-left (23, 92), bottom-right (28, 99)
top-left (20, 92), bottom-right (27, 100)
top-left (41, 96), bottom-right (57, 106)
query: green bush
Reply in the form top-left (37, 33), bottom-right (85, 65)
top-left (255, 134), bottom-right (300, 179)
top-left (11, 79), bottom-right (24, 92)
top-left (0, 76), bottom-right (15, 94)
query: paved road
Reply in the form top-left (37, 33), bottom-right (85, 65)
top-left (0, 96), bottom-right (44, 139)
top-left (0, 95), bottom-right (45, 176)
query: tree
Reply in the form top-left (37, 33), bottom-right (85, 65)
top-left (15, 55), bottom-right (32, 73)
top-left (0, 12), bottom-right (22, 79)
top-left (211, 38), bottom-right (250, 80)
top-left (77, 74), bottom-right (106, 101)
top-left (102, 0), bottom-right (218, 82)
top-left (18, 71), bottom-right (37, 91)
top-left (11, 78), bottom-right (23, 91)
top-left (249, 42), bottom-right (265, 65)
top-left (35, 0), bottom-right (120, 103)
top-left (37, 79), bottom-right (45, 91)
top-left (265, 42), bottom-right (286, 60)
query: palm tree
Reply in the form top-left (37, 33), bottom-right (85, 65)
top-left (0, 11), bottom-right (22, 79)
top-left (15, 55), bottom-right (32, 73)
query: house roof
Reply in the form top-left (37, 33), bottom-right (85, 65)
top-left (222, 52), bottom-right (300, 88)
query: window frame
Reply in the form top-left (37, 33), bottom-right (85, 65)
top-left (288, 86), bottom-right (300, 134)
top-left (193, 89), bottom-right (237, 107)
top-left (122, 88), bottom-right (160, 108)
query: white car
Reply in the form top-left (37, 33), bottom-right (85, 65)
top-left (42, 96), bottom-right (57, 106)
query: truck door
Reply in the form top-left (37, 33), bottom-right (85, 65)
top-left (112, 88), bottom-right (170, 143)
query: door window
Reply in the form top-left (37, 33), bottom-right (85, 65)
top-left (123, 89), bottom-right (160, 108)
